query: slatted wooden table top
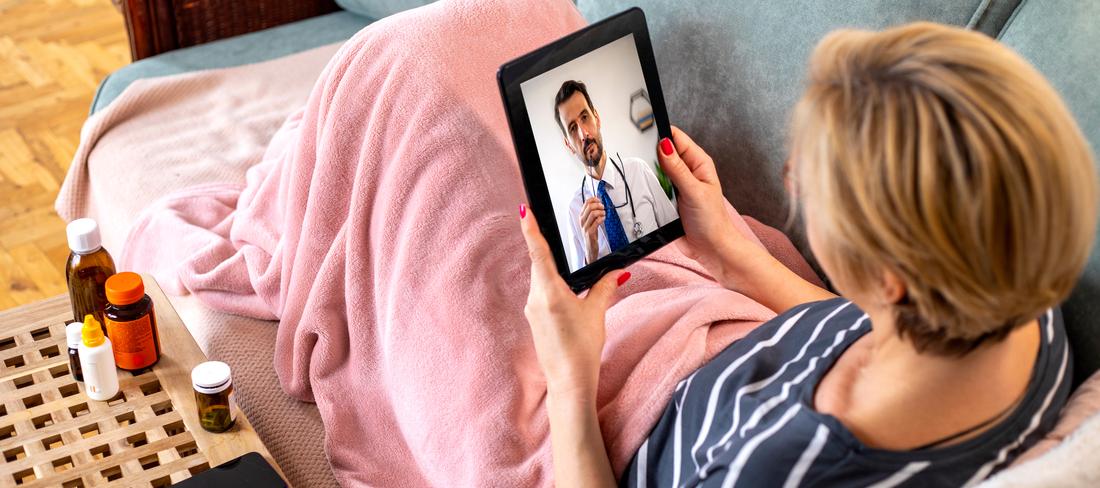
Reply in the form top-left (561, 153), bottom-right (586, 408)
top-left (0, 275), bottom-right (283, 487)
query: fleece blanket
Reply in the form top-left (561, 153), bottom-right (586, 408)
top-left (58, 0), bottom-right (824, 485)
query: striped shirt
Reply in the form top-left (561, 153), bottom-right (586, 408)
top-left (622, 299), bottom-right (1070, 488)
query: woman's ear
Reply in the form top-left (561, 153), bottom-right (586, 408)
top-left (881, 268), bottom-right (907, 305)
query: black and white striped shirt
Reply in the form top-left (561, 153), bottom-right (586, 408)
top-left (622, 299), bottom-right (1070, 487)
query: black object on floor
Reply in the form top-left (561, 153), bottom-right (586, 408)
top-left (174, 451), bottom-right (286, 487)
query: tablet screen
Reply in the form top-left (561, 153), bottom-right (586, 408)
top-left (499, 8), bottom-right (681, 290)
top-left (519, 34), bottom-right (679, 273)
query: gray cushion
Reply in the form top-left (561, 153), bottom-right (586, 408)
top-left (90, 11), bottom-right (371, 114)
top-left (334, 0), bottom-right (434, 20)
top-left (575, 1), bottom-right (1014, 267)
top-left (999, 0), bottom-right (1100, 387)
top-left (578, 0), bottom-right (1099, 385)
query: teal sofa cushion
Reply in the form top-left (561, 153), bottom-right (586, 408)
top-left (999, 0), bottom-right (1100, 387)
top-left (90, 11), bottom-right (371, 114)
top-left (334, 0), bottom-right (434, 20)
top-left (575, 1), bottom-right (1019, 259)
top-left (578, 0), bottom-right (1099, 385)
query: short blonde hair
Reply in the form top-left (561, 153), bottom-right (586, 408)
top-left (791, 22), bottom-right (1098, 355)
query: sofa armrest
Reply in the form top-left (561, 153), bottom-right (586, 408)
top-left (122, 0), bottom-right (341, 60)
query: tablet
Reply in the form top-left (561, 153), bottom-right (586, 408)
top-left (499, 7), bottom-right (683, 291)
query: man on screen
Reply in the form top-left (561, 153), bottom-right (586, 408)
top-left (555, 80), bottom-right (678, 268)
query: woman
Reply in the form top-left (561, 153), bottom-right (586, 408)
top-left (520, 22), bottom-right (1097, 487)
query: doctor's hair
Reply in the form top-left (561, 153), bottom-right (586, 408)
top-left (790, 22), bottom-right (1097, 356)
top-left (554, 80), bottom-right (596, 138)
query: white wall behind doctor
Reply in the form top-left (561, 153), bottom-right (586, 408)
top-left (521, 34), bottom-right (661, 249)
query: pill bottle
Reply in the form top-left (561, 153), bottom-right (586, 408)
top-left (104, 272), bottom-right (161, 371)
top-left (192, 361), bottom-right (236, 433)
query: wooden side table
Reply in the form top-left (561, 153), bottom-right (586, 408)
top-left (0, 275), bottom-right (283, 487)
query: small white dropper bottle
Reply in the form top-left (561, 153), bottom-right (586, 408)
top-left (78, 314), bottom-right (119, 401)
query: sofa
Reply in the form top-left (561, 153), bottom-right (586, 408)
top-left (88, 0), bottom-right (1100, 486)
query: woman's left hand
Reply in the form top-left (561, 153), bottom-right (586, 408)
top-left (519, 204), bottom-right (630, 398)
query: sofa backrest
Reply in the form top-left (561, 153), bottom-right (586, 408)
top-left (335, 0), bottom-right (435, 20)
top-left (576, 0), bottom-right (1022, 256)
top-left (997, 0), bottom-right (1100, 387)
top-left (577, 0), bottom-right (1099, 386)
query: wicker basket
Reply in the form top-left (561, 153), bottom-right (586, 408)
top-left (122, 0), bottom-right (341, 60)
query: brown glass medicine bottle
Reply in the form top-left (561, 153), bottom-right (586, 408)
top-left (104, 272), bottom-right (162, 371)
top-left (65, 219), bottom-right (116, 332)
top-left (192, 361), bottom-right (236, 433)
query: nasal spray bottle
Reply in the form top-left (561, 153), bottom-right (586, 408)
top-left (78, 314), bottom-right (119, 401)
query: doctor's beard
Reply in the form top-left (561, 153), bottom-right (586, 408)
top-left (582, 137), bottom-right (604, 168)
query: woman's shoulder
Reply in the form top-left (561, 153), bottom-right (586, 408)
top-left (780, 297), bottom-right (858, 318)
top-left (776, 298), bottom-right (868, 333)
top-left (816, 307), bottom-right (1073, 485)
top-left (717, 298), bottom-right (869, 368)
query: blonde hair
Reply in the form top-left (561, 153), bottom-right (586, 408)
top-left (791, 22), bottom-right (1098, 355)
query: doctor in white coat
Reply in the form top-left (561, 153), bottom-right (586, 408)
top-left (554, 80), bottom-right (678, 270)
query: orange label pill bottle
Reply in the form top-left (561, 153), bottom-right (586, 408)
top-left (104, 272), bottom-right (162, 371)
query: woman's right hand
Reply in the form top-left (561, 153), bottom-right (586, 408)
top-left (657, 127), bottom-right (836, 311)
top-left (656, 127), bottom-right (756, 288)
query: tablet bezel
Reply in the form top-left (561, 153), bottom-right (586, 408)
top-left (498, 7), bottom-right (683, 292)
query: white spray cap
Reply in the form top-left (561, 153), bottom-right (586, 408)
top-left (66, 218), bottom-right (102, 254)
top-left (66, 322), bottom-right (83, 348)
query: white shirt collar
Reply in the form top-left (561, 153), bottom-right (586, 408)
top-left (591, 154), bottom-right (622, 190)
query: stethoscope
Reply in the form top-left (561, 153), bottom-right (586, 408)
top-left (580, 153), bottom-right (643, 239)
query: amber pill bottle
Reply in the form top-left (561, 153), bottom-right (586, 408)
top-left (192, 361), bottom-right (236, 433)
top-left (104, 272), bottom-right (162, 371)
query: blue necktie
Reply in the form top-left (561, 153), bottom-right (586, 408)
top-left (597, 180), bottom-right (630, 252)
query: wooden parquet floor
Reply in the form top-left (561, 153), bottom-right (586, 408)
top-left (0, 0), bottom-right (129, 310)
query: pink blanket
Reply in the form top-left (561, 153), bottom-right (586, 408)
top-left (113, 0), bottom-right (821, 485)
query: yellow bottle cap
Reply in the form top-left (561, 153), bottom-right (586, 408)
top-left (82, 314), bottom-right (105, 348)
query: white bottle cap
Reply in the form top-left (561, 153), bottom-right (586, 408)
top-left (66, 322), bottom-right (83, 348)
top-left (66, 218), bottom-right (102, 254)
top-left (192, 361), bottom-right (232, 394)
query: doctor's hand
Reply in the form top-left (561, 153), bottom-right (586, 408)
top-left (579, 197), bottom-right (605, 264)
top-left (520, 204), bottom-right (629, 398)
top-left (656, 127), bottom-right (760, 291)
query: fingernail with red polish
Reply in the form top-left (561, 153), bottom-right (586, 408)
top-left (617, 271), bottom-right (631, 286)
top-left (519, 204), bottom-right (527, 219)
top-left (660, 138), bottom-right (674, 156)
